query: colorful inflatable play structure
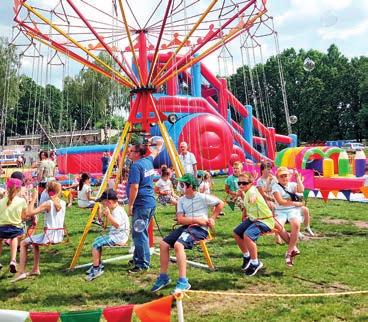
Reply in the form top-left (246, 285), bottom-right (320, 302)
top-left (57, 145), bottom-right (117, 174)
top-left (275, 147), bottom-right (367, 200)
top-left (149, 53), bottom-right (296, 169)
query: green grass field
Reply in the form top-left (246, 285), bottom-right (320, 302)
top-left (1, 177), bottom-right (368, 321)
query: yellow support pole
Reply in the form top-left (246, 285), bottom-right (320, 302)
top-left (148, 94), bottom-right (184, 177)
top-left (199, 240), bottom-right (215, 270)
top-left (114, 131), bottom-right (132, 190)
top-left (69, 122), bottom-right (131, 270)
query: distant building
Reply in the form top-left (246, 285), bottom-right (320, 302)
top-left (6, 129), bottom-right (120, 147)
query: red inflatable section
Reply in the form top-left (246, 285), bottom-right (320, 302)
top-left (179, 114), bottom-right (233, 169)
top-left (58, 153), bottom-right (104, 174)
top-left (229, 145), bottom-right (246, 165)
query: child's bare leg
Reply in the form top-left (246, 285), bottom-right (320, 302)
top-left (17, 240), bottom-right (29, 274)
top-left (302, 206), bottom-right (314, 235)
top-left (174, 242), bottom-right (187, 279)
top-left (159, 240), bottom-right (171, 274)
top-left (233, 232), bottom-right (249, 253)
top-left (287, 218), bottom-right (300, 254)
top-left (92, 247), bottom-right (101, 267)
top-left (32, 245), bottom-right (41, 273)
top-left (9, 238), bottom-right (18, 263)
top-left (243, 235), bottom-right (257, 260)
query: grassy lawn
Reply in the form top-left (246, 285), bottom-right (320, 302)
top-left (1, 176), bottom-right (367, 321)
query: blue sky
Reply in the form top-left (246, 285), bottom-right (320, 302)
top-left (1, 0), bottom-right (367, 87)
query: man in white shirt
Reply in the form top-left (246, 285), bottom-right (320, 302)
top-left (178, 141), bottom-right (197, 178)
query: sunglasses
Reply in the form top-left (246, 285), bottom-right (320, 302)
top-left (238, 181), bottom-right (251, 186)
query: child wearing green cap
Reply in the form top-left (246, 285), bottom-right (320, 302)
top-left (151, 173), bottom-right (224, 293)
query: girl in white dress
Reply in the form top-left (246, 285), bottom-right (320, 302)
top-left (12, 181), bottom-right (66, 282)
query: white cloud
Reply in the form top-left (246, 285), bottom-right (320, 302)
top-left (318, 19), bottom-right (368, 40)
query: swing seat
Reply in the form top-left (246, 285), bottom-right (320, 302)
top-left (28, 227), bottom-right (69, 246)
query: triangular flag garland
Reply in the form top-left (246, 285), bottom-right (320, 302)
top-left (134, 295), bottom-right (174, 322)
top-left (30, 312), bottom-right (60, 322)
top-left (0, 309), bottom-right (29, 322)
top-left (313, 190), bottom-right (319, 197)
top-left (320, 190), bottom-right (330, 202)
top-left (60, 309), bottom-right (102, 322)
top-left (360, 186), bottom-right (368, 199)
top-left (303, 189), bottom-right (310, 200)
top-left (103, 304), bottom-right (134, 322)
top-left (341, 190), bottom-right (351, 201)
top-left (331, 190), bottom-right (339, 198)
top-left (1, 296), bottom-right (175, 322)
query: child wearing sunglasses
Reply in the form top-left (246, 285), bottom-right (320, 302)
top-left (233, 172), bottom-right (275, 276)
top-left (151, 173), bottom-right (224, 293)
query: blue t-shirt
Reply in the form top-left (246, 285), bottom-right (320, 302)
top-left (127, 156), bottom-right (156, 208)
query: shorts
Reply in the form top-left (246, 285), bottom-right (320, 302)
top-left (233, 218), bottom-right (271, 241)
top-left (275, 207), bottom-right (302, 223)
top-left (92, 235), bottom-right (117, 251)
top-left (0, 225), bottom-right (24, 239)
top-left (163, 225), bottom-right (208, 250)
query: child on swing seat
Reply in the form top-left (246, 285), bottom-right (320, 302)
top-left (12, 181), bottom-right (66, 282)
top-left (233, 172), bottom-right (275, 276)
top-left (155, 169), bottom-right (178, 206)
top-left (85, 189), bottom-right (129, 281)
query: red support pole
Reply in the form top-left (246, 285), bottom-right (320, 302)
top-left (148, 219), bottom-right (154, 248)
top-left (137, 31), bottom-right (149, 85)
top-left (266, 127), bottom-right (276, 160)
top-left (219, 78), bottom-right (228, 119)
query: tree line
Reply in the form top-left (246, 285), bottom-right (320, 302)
top-left (0, 37), bottom-right (367, 147)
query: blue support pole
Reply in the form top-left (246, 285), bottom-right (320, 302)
top-left (191, 58), bottom-right (201, 97)
top-left (244, 105), bottom-right (253, 149)
top-left (289, 134), bottom-right (298, 147)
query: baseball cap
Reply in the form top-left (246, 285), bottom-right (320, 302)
top-left (177, 173), bottom-right (199, 188)
top-left (96, 188), bottom-right (118, 202)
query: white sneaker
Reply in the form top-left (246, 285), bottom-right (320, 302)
top-left (298, 232), bottom-right (305, 240)
top-left (305, 227), bottom-right (315, 236)
top-left (85, 268), bottom-right (104, 281)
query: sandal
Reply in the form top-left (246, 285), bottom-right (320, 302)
top-left (27, 271), bottom-right (41, 276)
top-left (285, 253), bottom-right (293, 267)
top-left (291, 249), bottom-right (301, 257)
top-left (9, 261), bottom-right (17, 274)
top-left (11, 272), bottom-right (27, 283)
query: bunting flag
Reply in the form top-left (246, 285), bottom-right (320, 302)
top-left (303, 189), bottom-right (310, 200)
top-left (313, 190), bottom-right (319, 197)
top-left (0, 309), bottom-right (29, 322)
top-left (133, 295), bottom-right (173, 322)
top-left (320, 190), bottom-right (330, 202)
top-left (103, 304), bottom-right (134, 322)
top-left (361, 186), bottom-right (368, 199)
top-left (60, 309), bottom-right (102, 322)
top-left (30, 312), bottom-right (60, 322)
top-left (331, 190), bottom-right (339, 198)
top-left (341, 190), bottom-right (351, 201)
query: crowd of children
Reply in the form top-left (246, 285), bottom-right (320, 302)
top-left (0, 143), bottom-right (318, 294)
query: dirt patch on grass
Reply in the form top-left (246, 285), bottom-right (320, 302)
top-left (354, 221), bottom-right (368, 229)
top-left (323, 217), bottom-right (368, 229)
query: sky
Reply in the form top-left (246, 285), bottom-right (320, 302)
top-left (0, 0), bottom-right (367, 88)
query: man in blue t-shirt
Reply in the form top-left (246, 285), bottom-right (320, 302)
top-left (127, 139), bottom-right (163, 273)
